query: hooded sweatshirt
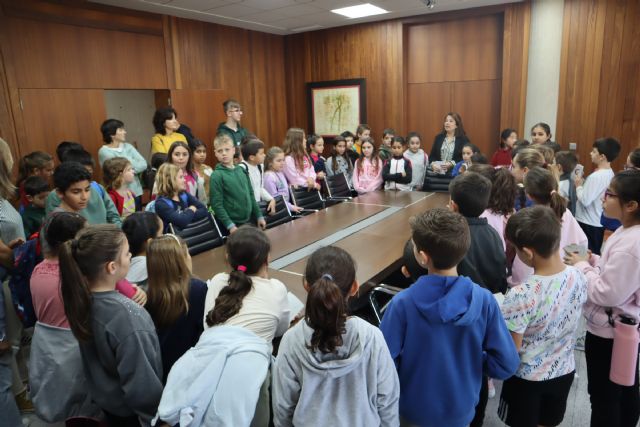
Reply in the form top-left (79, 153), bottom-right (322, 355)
top-left (380, 275), bottom-right (519, 427)
top-left (273, 316), bottom-right (399, 427)
top-left (353, 157), bottom-right (383, 194)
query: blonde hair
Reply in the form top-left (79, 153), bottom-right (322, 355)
top-left (155, 163), bottom-right (181, 198)
top-left (214, 133), bottom-right (234, 149)
top-left (146, 234), bottom-right (191, 328)
top-left (515, 148), bottom-right (559, 181)
top-left (102, 157), bottom-right (131, 191)
top-left (0, 138), bottom-right (15, 200)
top-left (531, 144), bottom-right (555, 166)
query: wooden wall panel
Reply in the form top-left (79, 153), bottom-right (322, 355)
top-left (406, 83), bottom-right (451, 148)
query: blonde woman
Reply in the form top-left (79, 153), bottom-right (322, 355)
top-left (0, 138), bottom-right (25, 244)
top-left (154, 163), bottom-right (207, 232)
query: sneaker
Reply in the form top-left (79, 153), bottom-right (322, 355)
top-left (488, 378), bottom-right (496, 399)
top-left (14, 390), bottom-right (34, 413)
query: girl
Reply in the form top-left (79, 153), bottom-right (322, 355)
top-left (103, 157), bottom-right (137, 219)
top-left (273, 246), bottom-right (399, 427)
top-left (17, 151), bottom-right (54, 210)
top-left (491, 128), bottom-right (517, 167)
top-left (282, 128), bottom-right (320, 189)
top-left (511, 148), bottom-right (547, 210)
top-left (122, 211), bottom-right (163, 290)
top-left (625, 148), bottom-right (640, 170)
top-left (352, 137), bottom-right (383, 194)
top-left (166, 141), bottom-right (201, 198)
top-left (452, 143), bottom-right (480, 176)
top-left (341, 130), bottom-right (360, 165)
top-left (382, 137), bottom-right (412, 192)
top-left (190, 139), bottom-right (213, 207)
top-left (307, 134), bottom-right (326, 180)
top-left (509, 166), bottom-right (588, 286)
top-left (263, 147), bottom-right (304, 213)
top-left (146, 234), bottom-right (207, 382)
top-left (98, 119), bottom-right (148, 208)
top-left (154, 163), bottom-right (208, 232)
top-left (151, 107), bottom-right (187, 154)
top-left (565, 169), bottom-right (640, 427)
top-left (531, 122), bottom-right (561, 152)
top-left (325, 135), bottom-right (354, 186)
top-left (404, 131), bottom-right (428, 191)
top-left (429, 112), bottom-right (470, 173)
top-left (354, 124), bottom-right (371, 156)
top-left (59, 224), bottom-right (163, 426)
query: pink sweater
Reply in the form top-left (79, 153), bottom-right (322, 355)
top-left (509, 209), bottom-right (588, 287)
top-left (576, 225), bottom-right (640, 339)
top-left (353, 157), bottom-right (383, 194)
top-left (283, 155), bottom-right (316, 187)
top-left (30, 259), bottom-right (69, 328)
top-left (480, 209), bottom-right (509, 252)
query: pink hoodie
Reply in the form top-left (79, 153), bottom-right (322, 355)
top-left (576, 225), bottom-right (640, 339)
top-left (283, 155), bottom-right (316, 187)
top-left (353, 157), bottom-right (383, 194)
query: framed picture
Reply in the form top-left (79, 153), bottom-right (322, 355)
top-left (307, 78), bottom-right (366, 138)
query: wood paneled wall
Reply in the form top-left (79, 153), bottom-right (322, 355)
top-left (557, 0), bottom-right (640, 172)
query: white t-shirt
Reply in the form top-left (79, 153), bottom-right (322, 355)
top-left (575, 168), bottom-right (614, 226)
top-left (203, 273), bottom-right (290, 342)
top-left (501, 266), bottom-right (587, 381)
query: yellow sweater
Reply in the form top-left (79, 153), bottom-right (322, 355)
top-left (151, 132), bottom-right (187, 154)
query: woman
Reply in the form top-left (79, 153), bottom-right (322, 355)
top-left (429, 112), bottom-right (470, 174)
top-left (151, 107), bottom-right (187, 155)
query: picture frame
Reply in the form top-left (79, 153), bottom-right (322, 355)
top-left (306, 78), bottom-right (366, 138)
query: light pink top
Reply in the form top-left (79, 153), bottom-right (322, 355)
top-left (480, 209), bottom-right (509, 252)
top-left (576, 225), bottom-right (640, 339)
top-left (283, 155), bottom-right (316, 187)
top-left (353, 157), bottom-right (383, 194)
top-left (30, 259), bottom-right (69, 328)
top-left (509, 209), bottom-right (588, 287)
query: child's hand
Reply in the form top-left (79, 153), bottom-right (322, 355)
top-left (229, 226), bottom-right (238, 234)
top-left (401, 171), bottom-right (406, 177)
top-left (574, 175), bottom-right (584, 187)
top-left (306, 177), bottom-right (315, 188)
top-left (317, 171), bottom-right (326, 179)
top-left (267, 199), bottom-right (276, 215)
top-left (131, 285), bottom-right (147, 306)
top-left (563, 249), bottom-right (589, 265)
top-left (313, 182), bottom-right (321, 190)
top-left (188, 205), bottom-right (197, 212)
top-left (292, 205), bottom-right (304, 213)
top-left (257, 218), bottom-right (267, 230)
top-left (0, 339), bottom-right (11, 355)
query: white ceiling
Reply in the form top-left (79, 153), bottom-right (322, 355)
top-left (91, 0), bottom-right (523, 35)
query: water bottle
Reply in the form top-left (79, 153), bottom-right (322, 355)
top-left (610, 315), bottom-right (640, 386)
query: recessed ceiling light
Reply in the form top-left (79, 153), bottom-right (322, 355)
top-left (331, 3), bottom-right (388, 19)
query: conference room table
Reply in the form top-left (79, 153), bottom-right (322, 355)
top-left (192, 190), bottom-right (449, 302)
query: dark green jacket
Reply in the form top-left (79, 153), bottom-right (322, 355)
top-left (210, 164), bottom-right (263, 229)
top-left (217, 122), bottom-right (249, 146)
top-left (22, 205), bottom-right (45, 237)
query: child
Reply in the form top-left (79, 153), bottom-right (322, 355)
top-left (59, 225), bottom-right (163, 426)
top-left (511, 148), bottom-right (547, 210)
top-left (274, 246), bottom-right (399, 426)
top-left (122, 212), bottom-right (163, 289)
top-left (564, 169), bottom-right (640, 427)
top-left (555, 150), bottom-right (579, 214)
top-left (380, 208), bottom-right (519, 427)
top-left (379, 128), bottom-right (395, 161)
top-left (17, 151), bottom-right (54, 210)
top-left (146, 234), bottom-right (206, 382)
top-left (575, 137), bottom-right (621, 254)
top-left (216, 99), bottom-right (250, 146)
top-left (166, 141), bottom-right (201, 199)
top-left (625, 147), bottom-right (640, 170)
top-left (282, 128), bottom-right (320, 190)
top-left (325, 135), bottom-right (354, 186)
top-left (341, 130), bottom-right (360, 165)
top-left (239, 139), bottom-right (276, 214)
top-left (103, 157), bottom-right (137, 220)
top-left (531, 122), bottom-right (561, 152)
top-left (190, 139), bottom-right (213, 207)
top-left (382, 136), bottom-right (412, 191)
top-left (352, 137), bottom-right (383, 194)
top-left (55, 141), bottom-right (83, 163)
top-left (263, 147), bottom-right (304, 213)
top-left (353, 124), bottom-right (371, 156)
top-left (151, 107), bottom-right (187, 154)
top-left (500, 206), bottom-right (587, 427)
top-left (404, 131), bottom-right (428, 191)
top-left (306, 134), bottom-right (326, 180)
top-left (210, 134), bottom-right (266, 234)
top-left (491, 128), bottom-right (518, 167)
top-left (155, 163), bottom-right (208, 232)
top-left (449, 172), bottom-right (508, 294)
top-left (452, 143), bottom-right (480, 176)
top-left (22, 176), bottom-right (50, 237)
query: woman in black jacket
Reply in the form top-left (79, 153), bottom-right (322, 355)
top-left (429, 112), bottom-right (470, 174)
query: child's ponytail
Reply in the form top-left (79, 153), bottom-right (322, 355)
top-left (524, 166), bottom-right (567, 219)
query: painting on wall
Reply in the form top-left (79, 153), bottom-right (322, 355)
top-left (307, 79), bottom-right (366, 138)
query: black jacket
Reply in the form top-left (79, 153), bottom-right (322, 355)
top-left (382, 156), bottom-right (413, 187)
top-left (429, 134), bottom-right (470, 164)
top-left (461, 216), bottom-right (508, 294)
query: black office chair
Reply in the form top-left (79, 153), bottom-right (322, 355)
top-left (168, 213), bottom-right (224, 256)
top-left (289, 186), bottom-right (324, 213)
top-left (324, 172), bottom-right (353, 205)
top-left (422, 170), bottom-right (454, 192)
top-left (367, 284), bottom-right (404, 326)
top-left (258, 195), bottom-right (293, 229)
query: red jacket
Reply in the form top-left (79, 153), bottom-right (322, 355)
top-left (107, 188), bottom-right (135, 215)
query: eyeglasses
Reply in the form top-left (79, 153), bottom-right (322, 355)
top-left (604, 190), bottom-right (618, 199)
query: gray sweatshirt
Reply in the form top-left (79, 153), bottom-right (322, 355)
top-left (273, 317), bottom-right (399, 427)
top-left (79, 291), bottom-right (163, 426)
top-left (403, 149), bottom-right (428, 190)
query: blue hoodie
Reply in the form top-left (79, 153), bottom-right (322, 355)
top-left (380, 275), bottom-right (519, 427)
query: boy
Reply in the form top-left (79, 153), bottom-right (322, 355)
top-left (499, 205), bottom-right (587, 427)
top-left (381, 208), bottom-right (519, 427)
top-left (216, 99), bottom-right (250, 146)
top-left (341, 130), bottom-right (359, 165)
top-left (379, 128), bottom-right (395, 161)
top-left (382, 137), bottom-right (412, 191)
top-left (239, 139), bottom-right (275, 214)
top-left (575, 137), bottom-right (621, 254)
top-left (21, 176), bottom-right (49, 237)
top-left (555, 150), bottom-right (579, 214)
top-left (210, 134), bottom-right (266, 234)
top-left (353, 124), bottom-right (370, 155)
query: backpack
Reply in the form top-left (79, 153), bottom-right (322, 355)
top-left (8, 235), bottom-right (43, 327)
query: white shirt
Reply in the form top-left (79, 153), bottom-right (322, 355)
top-left (240, 161), bottom-right (273, 203)
top-left (575, 168), bottom-right (614, 226)
top-left (204, 273), bottom-right (290, 342)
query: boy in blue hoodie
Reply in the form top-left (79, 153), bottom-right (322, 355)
top-left (380, 208), bottom-right (519, 427)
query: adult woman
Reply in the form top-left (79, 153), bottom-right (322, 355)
top-left (429, 112), bottom-right (470, 174)
top-left (151, 107), bottom-right (187, 155)
top-left (0, 139), bottom-right (25, 244)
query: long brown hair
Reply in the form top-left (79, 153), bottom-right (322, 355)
top-left (206, 226), bottom-right (271, 326)
top-left (59, 225), bottom-right (127, 342)
top-left (524, 166), bottom-right (567, 219)
top-left (304, 246), bottom-right (356, 354)
top-left (441, 112), bottom-right (467, 137)
top-left (356, 137), bottom-right (380, 174)
top-left (329, 136), bottom-right (353, 173)
top-left (17, 151), bottom-right (53, 186)
top-left (467, 164), bottom-right (517, 216)
top-left (283, 128), bottom-right (309, 172)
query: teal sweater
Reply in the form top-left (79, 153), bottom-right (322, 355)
top-left (209, 164), bottom-right (262, 229)
top-left (46, 182), bottom-right (122, 227)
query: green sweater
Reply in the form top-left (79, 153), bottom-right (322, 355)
top-left (46, 182), bottom-right (122, 227)
top-left (216, 122), bottom-right (249, 146)
top-left (22, 205), bottom-right (45, 237)
top-left (209, 164), bottom-right (262, 229)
